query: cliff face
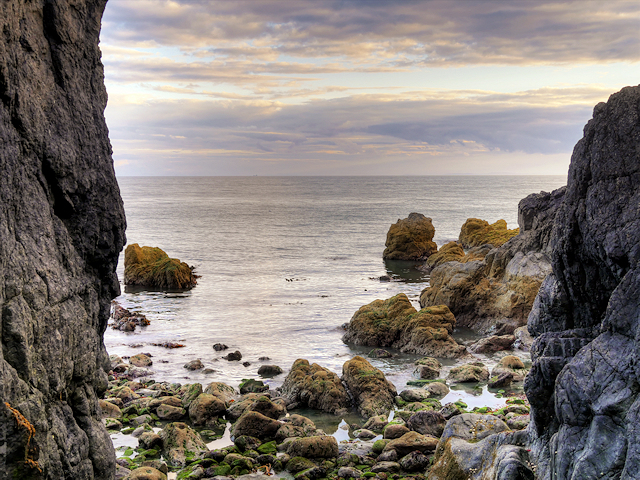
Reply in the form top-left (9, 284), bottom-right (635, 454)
top-left (0, 1), bottom-right (125, 479)
top-left (526, 86), bottom-right (640, 479)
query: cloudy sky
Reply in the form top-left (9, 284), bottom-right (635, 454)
top-left (100, 0), bottom-right (640, 176)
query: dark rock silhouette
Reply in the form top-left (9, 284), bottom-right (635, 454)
top-left (0, 1), bottom-right (125, 478)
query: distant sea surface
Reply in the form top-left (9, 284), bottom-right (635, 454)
top-left (106, 176), bottom-right (566, 406)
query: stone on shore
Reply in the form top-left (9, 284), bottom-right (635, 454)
top-left (124, 244), bottom-right (197, 290)
top-left (414, 357), bottom-right (442, 379)
top-left (447, 363), bottom-right (490, 383)
top-left (287, 436), bottom-right (338, 459)
top-left (383, 213), bottom-right (438, 260)
top-left (383, 431), bottom-right (439, 456)
top-left (130, 353), bottom-right (153, 367)
top-left (425, 241), bottom-right (465, 270)
top-left (491, 355), bottom-right (527, 382)
top-left (279, 359), bottom-right (350, 414)
top-left (188, 393), bottom-right (227, 426)
top-left (159, 422), bottom-right (208, 467)
top-left (232, 411), bottom-right (281, 440)
top-left (459, 218), bottom-right (518, 248)
top-left (342, 356), bottom-right (397, 419)
top-left (469, 334), bottom-right (515, 353)
top-left (342, 294), bottom-right (466, 358)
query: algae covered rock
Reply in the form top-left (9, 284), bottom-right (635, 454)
top-left (447, 363), bottom-right (490, 384)
top-left (425, 241), bottom-right (465, 269)
top-left (287, 436), bottom-right (339, 459)
top-left (159, 422), bottom-right (208, 467)
top-left (342, 356), bottom-right (397, 419)
top-left (342, 293), bottom-right (466, 358)
top-left (232, 411), bottom-right (281, 440)
top-left (413, 357), bottom-right (442, 379)
top-left (279, 359), bottom-right (350, 414)
top-left (459, 218), bottom-right (519, 248)
top-left (383, 213), bottom-right (437, 260)
top-left (124, 244), bottom-right (197, 290)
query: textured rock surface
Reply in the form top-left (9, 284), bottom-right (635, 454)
top-left (279, 359), bottom-right (349, 414)
top-left (0, 1), bottom-right (125, 479)
top-left (124, 244), bottom-right (197, 290)
top-left (420, 187), bottom-right (565, 333)
top-left (343, 293), bottom-right (466, 358)
top-left (526, 86), bottom-right (640, 479)
top-left (342, 356), bottom-right (397, 419)
top-left (458, 218), bottom-right (519, 248)
top-left (382, 213), bottom-right (437, 260)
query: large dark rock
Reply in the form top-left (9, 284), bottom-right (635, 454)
top-left (420, 186), bottom-right (565, 333)
top-left (0, 1), bottom-right (126, 479)
top-left (342, 356), bottom-right (397, 419)
top-left (526, 86), bottom-right (640, 479)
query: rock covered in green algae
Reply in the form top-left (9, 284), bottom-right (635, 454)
top-left (425, 241), bottom-right (465, 269)
top-left (342, 356), bottom-right (397, 419)
top-left (124, 466), bottom-right (167, 480)
top-left (188, 393), bottom-right (227, 426)
top-left (491, 355), bottom-right (527, 381)
top-left (124, 243), bottom-right (198, 290)
top-left (158, 422), bottom-right (208, 467)
top-left (458, 218), bottom-right (519, 248)
top-left (232, 411), bottom-right (281, 440)
top-left (342, 293), bottom-right (467, 358)
top-left (414, 357), bottom-right (442, 379)
top-left (447, 363), bottom-right (490, 383)
top-left (383, 212), bottom-right (438, 260)
top-left (287, 436), bottom-right (339, 459)
top-left (383, 431), bottom-right (439, 456)
top-left (279, 359), bottom-right (350, 414)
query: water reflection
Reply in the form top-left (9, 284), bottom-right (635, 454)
top-left (383, 259), bottom-right (430, 283)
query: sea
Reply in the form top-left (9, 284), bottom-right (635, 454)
top-left (105, 176), bottom-right (566, 418)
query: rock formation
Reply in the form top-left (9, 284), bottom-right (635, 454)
top-left (458, 218), bottom-right (519, 248)
top-left (383, 213), bottom-right (437, 261)
top-left (420, 187), bottom-right (565, 333)
top-left (124, 244), bottom-right (197, 290)
top-left (526, 86), bottom-right (640, 479)
top-left (342, 293), bottom-right (467, 358)
top-left (0, 1), bottom-right (125, 478)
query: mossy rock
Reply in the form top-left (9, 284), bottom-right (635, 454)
top-left (383, 213), bottom-right (437, 260)
top-left (124, 243), bottom-right (197, 290)
top-left (458, 218), bottom-right (519, 248)
top-left (372, 439), bottom-right (391, 454)
top-left (257, 441), bottom-right (277, 455)
top-left (287, 456), bottom-right (317, 473)
top-left (425, 242), bottom-right (465, 268)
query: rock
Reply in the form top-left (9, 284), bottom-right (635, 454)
top-left (506, 414), bottom-right (530, 431)
top-left (406, 410), bottom-right (446, 438)
top-left (491, 355), bottom-right (527, 382)
top-left (342, 294), bottom-right (466, 358)
top-left (286, 456), bottom-right (317, 473)
top-left (363, 415), bottom-right (389, 434)
top-left (239, 379), bottom-right (269, 394)
top-left (213, 343), bottom-right (229, 351)
top-left (425, 382), bottom-right (449, 398)
top-left (447, 363), bottom-right (490, 383)
top-left (429, 415), bottom-right (530, 480)
top-left (413, 357), bottom-right (441, 379)
top-left (124, 244), bottom-right (197, 290)
top-left (141, 461), bottom-right (168, 475)
top-left (279, 359), bottom-right (350, 414)
top-left (224, 351), bottom-right (242, 361)
top-left (100, 400), bottom-right (122, 419)
top-left (110, 305), bottom-right (151, 331)
top-left (342, 356), bottom-right (397, 419)
top-left (105, 418), bottom-right (123, 430)
top-left (139, 432), bottom-right (163, 450)
top-left (399, 450), bottom-right (431, 472)
top-left (459, 218), bottom-right (519, 248)
top-left (156, 404), bottom-right (186, 421)
top-left (0, 2), bottom-right (127, 477)
top-left (376, 449), bottom-right (398, 462)
top-left (383, 423), bottom-right (410, 439)
top-left (129, 354), bottom-right (153, 367)
top-left (399, 389), bottom-right (431, 403)
top-left (371, 461), bottom-right (400, 473)
top-left (469, 334), bottom-right (515, 353)
top-left (420, 188), bottom-right (566, 333)
top-left (488, 372), bottom-right (514, 389)
top-left (184, 359), bottom-right (204, 370)
top-left (188, 393), bottom-right (227, 426)
top-left (383, 431), bottom-right (438, 456)
top-left (148, 396), bottom-right (182, 413)
top-left (383, 212), bottom-right (438, 260)
top-left (354, 428), bottom-right (377, 440)
top-left (246, 395), bottom-right (285, 420)
top-left (257, 365), bottom-right (283, 377)
top-left (368, 348), bottom-right (393, 358)
top-left (513, 325), bottom-right (534, 351)
top-left (425, 241), bottom-right (465, 270)
top-left (232, 411), bottom-right (281, 440)
top-left (275, 414), bottom-right (317, 442)
top-left (234, 435), bottom-right (262, 452)
top-left (124, 466), bottom-right (167, 480)
top-left (159, 422), bottom-right (208, 467)
top-left (337, 466), bottom-right (362, 478)
top-left (287, 436), bottom-right (339, 459)
top-left (181, 383), bottom-right (204, 408)
top-left (204, 382), bottom-right (239, 406)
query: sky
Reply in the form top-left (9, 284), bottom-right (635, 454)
top-left (100, 0), bottom-right (640, 176)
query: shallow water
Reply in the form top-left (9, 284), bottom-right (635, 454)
top-left (105, 176), bottom-right (565, 413)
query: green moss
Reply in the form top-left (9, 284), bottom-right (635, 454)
top-left (124, 243), bottom-right (197, 290)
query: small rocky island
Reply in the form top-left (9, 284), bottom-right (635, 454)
top-left (124, 244), bottom-right (198, 290)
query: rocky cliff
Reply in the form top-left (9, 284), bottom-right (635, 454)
top-left (526, 85), bottom-right (640, 479)
top-left (0, 1), bottom-right (125, 479)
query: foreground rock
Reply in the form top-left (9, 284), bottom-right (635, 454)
top-left (279, 359), bottom-right (349, 414)
top-left (159, 422), bottom-right (208, 467)
top-left (383, 213), bottom-right (438, 260)
top-left (0, 2), bottom-right (127, 478)
top-left (124, 243), bottom-right (197, 290)
top-left (421, 187), bottom-right (565, 333)
top-left (342, 356), bottom-right (397, 418)
top-left (343, 293), bottom-right (466, 358)
top-left (525, 86), bottom-right (640, 479)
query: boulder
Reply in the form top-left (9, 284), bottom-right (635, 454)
top-left (420, 188), bottom-right (566, 333)
top-left (204, 382), bottom-right (239, 406)
top-left (383, 423), bottom-right (409, 439)
top-left (382, 213), bottom-right (437, 260)
top-left (383, 431), bottom-right (439, 456)
top-left (491, 355), bottom-right (527, 382)
top-left (279, 359), bottom-right (350, 414)
top-left (287, 436), bottom-right (339, 459)
top-left (99, 400), bottom-right (122, 420)
top-left (488, 372), bottom-right (513, 389)
top-left (424, 241), bottom-right (465, 270)
top-left (406, 410), bottom-right (446, 438)
top-left (524, 88), bottom-right (640, 480)
top-left (130, 354), bottom-right (153, 367)
top-left (246, 395), bottom-right (285, 420)
top-left (183, 359), bottom-right (204, 371)
top-left (159, 422), bottom-right (208, 467)
top-left (459, 218), bottom-right (519, 248)
top-left (257, 365), bottom-right (283, 377)
top-left (399, 450), bottom-right (431, 472)
top-left (447, 363), bottom-right (490, 383)
top-left (469, 334), bottom-right (515, 353)
top-left (342, 294), bottom-right (466, 358)
top-left (124, 244), bottom-right (197, 290)
top-left (239, 379), bottom-right (269, 394)
top-left (224, 351), bottom-right (242, 361)
top-left (342, 356), bottom-right (397, 419)
top-left (124, 467), bottom-right (167, 480)
top-left (188, 393), bottom-right (227, 426)
top-left (156, 404), bottom-right (186, 421)
top-left (232, 411), bottom-right (281, 440)
top-left (413, 357), bottom-right (442, 379)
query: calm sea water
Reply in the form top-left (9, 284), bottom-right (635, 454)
top-left (105, 176), bottom-right (566, 409)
